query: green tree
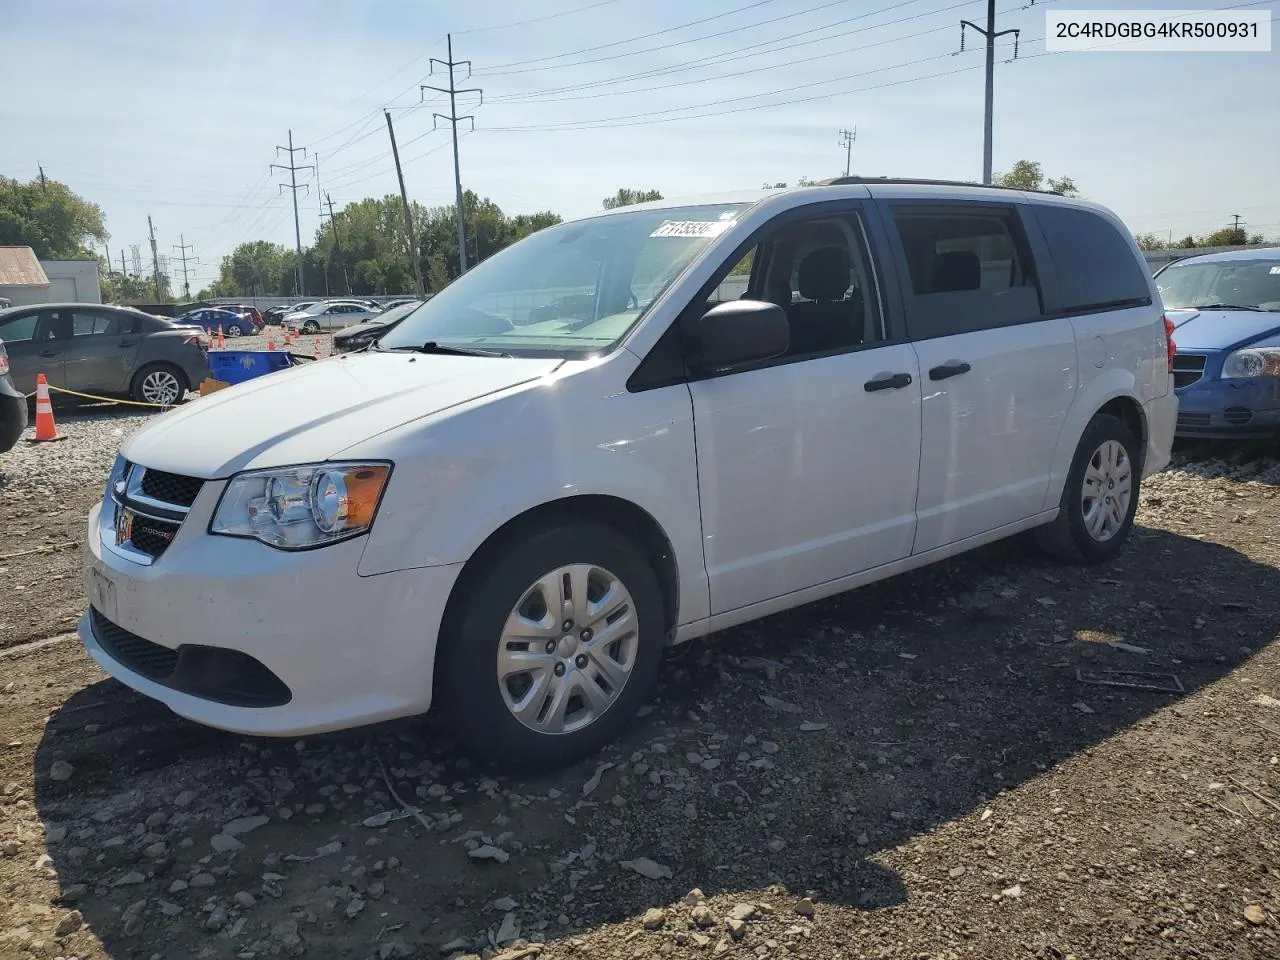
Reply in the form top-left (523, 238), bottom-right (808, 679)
top-left (0, 176), bottom-right (108, 259)
top-left (995, 160), bottom-right (1079, 196)
top-left (1133, 233), bottom-right (1168, 252)
top-left (601, 188), bottom-right (663, 210)
top-left (1199, 226), bottom-right (1248, 247)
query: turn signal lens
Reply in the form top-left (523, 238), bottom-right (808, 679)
top-left (1162, 315), bottom-right (1176, 373)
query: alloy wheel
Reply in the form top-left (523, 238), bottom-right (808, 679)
top-left (140, 370), bottom-right (181, 406)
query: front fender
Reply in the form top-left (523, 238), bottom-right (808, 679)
top-left (353, 363), bottom-right (708, 626)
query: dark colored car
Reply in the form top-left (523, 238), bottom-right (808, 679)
top-left (262, 305), bottom-right (293, 326)
top-left (332, 300), bottom-right (425, 353)
top-left (1156, 247), bottom-right (1280, 439)
top-left (0, 337), bottom-right (26, 452)
top-left (222, 304), bottom-right (265, 330)
top-left (0, 303), bottom-right (211, 406)
top-left (174, 307), bottom-right (256, 337)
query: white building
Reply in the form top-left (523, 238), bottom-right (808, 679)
top-left (0, 246), bottom-right (102, 306)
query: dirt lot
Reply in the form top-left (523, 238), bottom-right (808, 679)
top-left (1, 418), bottom-right (1279, 960)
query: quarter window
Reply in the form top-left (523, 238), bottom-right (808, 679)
top-left (892, 206), bottom-right (1043, 340)
top-left (1034, 205), bottom-right (1152, 313)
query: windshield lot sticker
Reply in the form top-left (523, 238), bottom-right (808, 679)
top-left (1270, 266), bottom-right (1280, 274)
top-left (650, 220), bottom-right (735, 238)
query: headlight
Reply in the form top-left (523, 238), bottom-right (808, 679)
top-left (1221, 347), bottom-right (1280, 380)
top-left (210, 462), bottom-right (391, 549)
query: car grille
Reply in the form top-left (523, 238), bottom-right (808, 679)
top-left (91, 607), bottom-right (178, 680)
top-left (107, 464), bottom-right (204, 564)
top-left (1178, 413), bottom-right (1212, 429)
top-left (1172, 354), bottom-right (1207, 389)
top-left (140, 469), bottom-right (203, 507)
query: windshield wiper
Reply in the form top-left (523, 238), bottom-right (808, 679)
top-left (1190, 302), bottom-right (1264, 312)
top-left (385, 340), bottom-right (510, 358)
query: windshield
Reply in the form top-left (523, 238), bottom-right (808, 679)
top-left (378, 202), bottom-right (751, 357)
top-left (1157, 257), bottom-right (1280, 311)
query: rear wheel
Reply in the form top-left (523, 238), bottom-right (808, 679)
top-left (302, 319), bottom-right (320, 334)
top-left (436, 521), bottom-right (665, 769)
top-left (1035, 413), bottom-right (1141, 563)
top-left (130, 363), bottom-right (187, 406)
top-left (226, 324), bottom-right (246, 337)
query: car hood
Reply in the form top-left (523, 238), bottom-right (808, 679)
top-left (336, 319), bottom-right (393, 339)
top-left (120, 352), bottom-right (563, 478)
top-left (1167, 308), bottom-right (1280, 351)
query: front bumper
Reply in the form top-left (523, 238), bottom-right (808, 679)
top-left (0, 382), bottom-right (26, 452)
top-left (1175, 375), bottom-right (1280, 439)
top-left (80, 493), bottom-right (463, 737)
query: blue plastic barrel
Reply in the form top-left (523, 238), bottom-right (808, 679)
top-left (208, 350), bottom-right (294, 386)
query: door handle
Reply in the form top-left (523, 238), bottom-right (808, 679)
top-left (929, 360), bottom-right (971, 381)
top-left (38, 350), bottom-right (60, 358)
top-left (117, 340), bottom-right (137, 348)
top-left (863, 372), bottom-right (913, 392)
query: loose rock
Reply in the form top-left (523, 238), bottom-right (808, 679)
top-left (641, 908), bottom-right (666, 930)
top-left (54, 911), bottom-right (83, 938)
top-left (793, 898), bottom-right (815, 918)
top-left (621, 857), bottom-right (672, 880)
top-left (1243, 904), bottom-right (1266, 925)
top-left (49, 761), bottom-right (74, 783)
top-left (469, 844), bottom-right (510, 864)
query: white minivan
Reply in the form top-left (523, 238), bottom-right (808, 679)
top-left (81, 179), bottom-right (1178, 767)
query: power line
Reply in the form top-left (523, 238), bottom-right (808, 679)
top-left (455, 0), bottom-right (626, 34)
top-left (423, 34), bottom-right (482, 275)
top-left (485, 0), bottom-right (977, 104)
top-left (271, 130), bottom-right (315, 297)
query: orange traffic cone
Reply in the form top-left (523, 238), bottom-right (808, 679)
top-left (216, 325), bottom-right (225, 349)
top-left (283, 326), bottom-right (292, 346)
top-left (28, 374), bottom-right (65, 443)
top-left (314, 336), bottom-right (322, 356)
top-left (267, 334), bottom-right (276, 351)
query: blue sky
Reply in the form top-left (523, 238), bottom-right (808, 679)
top-left (2, 0), bottom-right (1277, 293)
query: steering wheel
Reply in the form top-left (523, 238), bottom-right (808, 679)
top-left (627, 290), bottom-right (638, 310)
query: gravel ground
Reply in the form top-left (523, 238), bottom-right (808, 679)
top-left (1, 404), bottom-right (1278, 959)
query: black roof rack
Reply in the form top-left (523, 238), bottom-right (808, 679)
top-left (816, 176), bottom-right (1061, 195)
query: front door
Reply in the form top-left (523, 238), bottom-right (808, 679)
top-left (885, 202), bottom-right (1077, 554)
top-left (687, 203), bottom-right (923, 615)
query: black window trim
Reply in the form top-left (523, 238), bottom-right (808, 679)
top-left (885, 198), bottom-right (1050, 343)
top-left (627, 199), bottom-right (900, 392)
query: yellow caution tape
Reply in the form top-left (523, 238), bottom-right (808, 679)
top-left (43, 385), bottom-right (180, 409)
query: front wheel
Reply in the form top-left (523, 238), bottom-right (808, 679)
top-left (130, 363), bottom-right (187, 407)
top-left (301, 319), bottom-right (320, 334)
top-left (436, 522), bottom-right (666, 769)
top-left (226, 324), bottom-right (246, 337)
top-left (1035, 413), bottom-right (1141, 563)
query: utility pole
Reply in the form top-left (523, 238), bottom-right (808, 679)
top-left (147, 215), bottom-right (165, 302)
top-left (323, 193), bottom-right (351, 295)
top-left (960, 0), bottom-right (1029, 184)
top-left (120, 249), bottom-right (128, 279)
top-left (172, 236), bottom-right (197, 300)
top-left (423, 34), bottom-right (482, 275)
top-left (839, 127), bottom-right (857, 177)
top-left (38, 165), bottom-right (47, 192)
top-left (272, 130), bottom-right (314, 297)
top-left (384, 110), bottom-right (426, 297)
top-left (1231, 213), bottom-right (1243, 231)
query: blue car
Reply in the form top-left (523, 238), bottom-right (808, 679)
top-left (173, 307), bottom-right (254, 338)
top-left (1156, 247), bottom-right (1280, 439)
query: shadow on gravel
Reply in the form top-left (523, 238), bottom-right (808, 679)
top-left (1169, 440), bottom-right (1280, 485)
top-left (32, 525), bottom-right (1280, 958)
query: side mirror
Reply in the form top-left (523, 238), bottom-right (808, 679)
top-left (691, 299), bottom-right (789, 372)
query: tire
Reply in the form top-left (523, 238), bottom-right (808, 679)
top-left (1035, 413), bottom-right (1141, 564)
top-left (227, 324), bottom-right (246, 337)
top-left (436, 521), bottom-right (666, 769)
top-left (302, 320), bottom-right (320, 334)
top-left (130, 363), bottom-right (188, 407)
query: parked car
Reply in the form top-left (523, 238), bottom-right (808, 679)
top-left (222, 304), bottom-right (266, 331)
top-left (174, 307), bottom-right (255, 337)
top-left (0, 337), bottom-right (26, 452)
top-left (332, 301), bottom-right (425, 353)
top-left (78, 179), bottom-right (1175, 768)
top-left (379, 297), bottom-right (421, 310)
top-left (266, 301), bottom-right (319, 326)
top-left (1156, 247), bottom-right (1280, 439)
top-left (0, 303), bottom-right (210, 405)
top-left (283, 299), bottom-right (383, 332)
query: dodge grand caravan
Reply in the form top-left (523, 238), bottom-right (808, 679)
top-left (81, 178), bottom-right (1178, 766)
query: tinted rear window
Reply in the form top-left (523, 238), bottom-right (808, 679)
top-left (1035, 206), bottom-right (1151, 313)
